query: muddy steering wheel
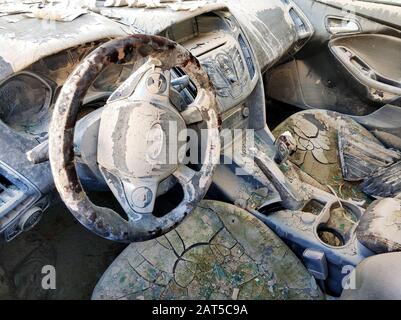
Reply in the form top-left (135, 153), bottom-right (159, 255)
top-left (49, 35), bottom-right (220, 242)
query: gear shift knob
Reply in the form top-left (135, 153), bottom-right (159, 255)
top-left (274, 131), bottom-right (297, 164)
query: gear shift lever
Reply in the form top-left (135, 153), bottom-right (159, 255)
top-left (254, 150), bottom-right (304, 211)
top-left (274, 131), bottom-right (297, 165)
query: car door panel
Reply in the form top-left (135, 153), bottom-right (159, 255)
top-left (266, 0), bottom-right (401, 116)
top-left (329, 34), bottom-right (401, 103)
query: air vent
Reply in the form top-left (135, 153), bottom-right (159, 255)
top-left (288, 7), bottom-right (313, 53)
top-left (238, 34), bottom-right (255, 80)
top-left (289, 8), bottom-right (309, 37)
top-left (172, 67), bottom-right (197, 103)
top-left (0, 174), bottom-right (23, 209)
top-left (0, 163), bottom-right (42, 241)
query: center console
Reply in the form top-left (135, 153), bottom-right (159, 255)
top-left (260, 198), bottom-right (374, 296)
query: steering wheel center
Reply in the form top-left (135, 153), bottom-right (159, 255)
top-left (97, 99), bottom-right (187, 182)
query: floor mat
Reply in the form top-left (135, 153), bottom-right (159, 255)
top-left (0, 202), bottom-right (126, 300)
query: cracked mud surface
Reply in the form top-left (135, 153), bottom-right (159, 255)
top-left (273, 109), bottom-right (371, 203)
top-left (92, 200), bottom-right (323, 300)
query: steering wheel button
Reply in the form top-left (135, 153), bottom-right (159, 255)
top-left (146, 72), bottom-right (168, 94)
top-left (131, 187), bottom-right (153, 209)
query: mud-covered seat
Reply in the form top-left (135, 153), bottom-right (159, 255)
top-left (274, 109), bottom-right (401, 254)
top-left (273, 109), bottom-right (401, 202)
top-left (357, 198), bottom-right (401, 254)
top-left (92, 200), bottom-right (323, 300)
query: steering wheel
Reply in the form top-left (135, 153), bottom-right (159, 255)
top-left (49, 35), bottom-right (220, 242)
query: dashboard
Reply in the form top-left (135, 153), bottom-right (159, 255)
top-left (164, 11), bottom-right (258, 113)
top-left (0, 1), bottom-right (314, 241)
top-left (0, 11), bottom-right (261, 140)
top-left (0, 0), bottom-right (314, 137)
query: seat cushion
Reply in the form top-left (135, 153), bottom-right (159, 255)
top-left (92, 200), bottom-right (323, 300)
top-left (273, 109), bottom-right (391, 202)
top-left (357, 198), bottom-right (401, 254)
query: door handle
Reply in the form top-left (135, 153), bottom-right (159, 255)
top-left (325, 16), bottom-right (361, 34)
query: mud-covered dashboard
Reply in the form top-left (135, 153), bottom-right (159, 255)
top-left (0, 0), bottom-right (314, 138)
top-left (0, 0), bottom-right (314, 241)
top-left (163, 12), bottom-right (259, 113)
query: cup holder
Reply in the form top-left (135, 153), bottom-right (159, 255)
top-left (314, 200), bottom-right (363, 248)
top-left (317, 226), bottom-right (345, 247)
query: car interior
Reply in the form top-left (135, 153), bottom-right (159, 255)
top-left (0, 0), bottom-right (400, 300)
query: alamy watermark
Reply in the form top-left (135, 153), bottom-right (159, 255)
top-left (342, 265), bottom-right (357, 290)
top-left (41, 265), bottom-right (56, 290)
top-left (144, 121), bottom-right (258, 176)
